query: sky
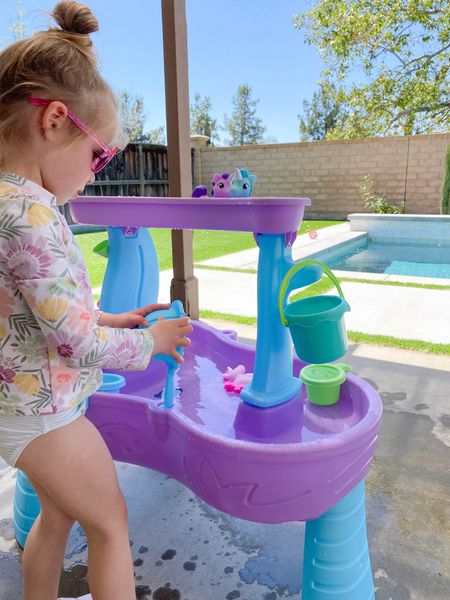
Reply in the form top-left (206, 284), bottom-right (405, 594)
top-left (0, 0), bottom-right (326, 144)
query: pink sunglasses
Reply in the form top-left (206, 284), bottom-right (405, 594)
top-left (28, 96), bottom-right (119, 173)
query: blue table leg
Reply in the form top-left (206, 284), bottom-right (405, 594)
top-left (99, 226), bottom-right (159, 313)
top-left (240, 233), bottom-right (321, 408)
top-left (302, 481), bottom-right (375, 600)
top-left (13, 470), bottom-right (41, 549)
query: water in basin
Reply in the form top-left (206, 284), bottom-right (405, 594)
top-left (113, 325), bottom-right (369, 445)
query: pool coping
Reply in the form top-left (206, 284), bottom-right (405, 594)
top-left (348, 213), bottom-right (450, 223)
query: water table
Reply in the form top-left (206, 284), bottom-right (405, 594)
top-left (16, 195), bottom-right (383, 599)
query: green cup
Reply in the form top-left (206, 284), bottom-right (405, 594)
top-left (300, 363), bottom-right (351, 406)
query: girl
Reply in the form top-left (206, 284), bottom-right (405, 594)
top-left (0, 2), bottom-right (192, 599)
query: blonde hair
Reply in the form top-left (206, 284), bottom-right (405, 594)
top-left (0, 1), bottom-right (120, 164)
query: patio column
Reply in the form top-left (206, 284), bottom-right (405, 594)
top-left (161, 0), bottom-right (199, 318)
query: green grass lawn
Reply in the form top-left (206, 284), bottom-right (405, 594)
top-left (76, 220), bottom-right (342, 289)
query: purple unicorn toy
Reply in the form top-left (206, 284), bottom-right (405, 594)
top-left (192, 168), bottom-right (256, 198)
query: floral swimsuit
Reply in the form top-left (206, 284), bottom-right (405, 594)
top-left (0, 172), bottom-right (154, 418)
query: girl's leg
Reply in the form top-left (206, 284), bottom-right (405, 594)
top-left (16, 415), bottom-right (135, 600)
top-left (22, 476), bottom-right (75, 600)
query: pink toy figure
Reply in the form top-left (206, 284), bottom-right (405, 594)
top-left (210, 171), bottom-right (234, 198)
top-left (223, 364), bottom-right (253, 394)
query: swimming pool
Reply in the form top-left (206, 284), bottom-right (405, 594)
top-left (327, 240), bottom-right (450, 279)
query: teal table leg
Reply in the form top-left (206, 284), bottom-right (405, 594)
top-left (302, 481), bottom-right (375, 600)
top-left (13, 470), bottom-right (41, 549)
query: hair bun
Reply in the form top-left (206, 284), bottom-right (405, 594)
top-left (52, 1), bottom-right (99, 36)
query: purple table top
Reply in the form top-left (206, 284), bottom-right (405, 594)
top-left (87, 322), bottom-right (382, 523)
top-left (69, 196), bottom-right (311, 233)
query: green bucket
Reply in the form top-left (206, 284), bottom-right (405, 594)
top-left (278, 259), bottom-right (350, 364)
top-left (300, 363), bottom-right (351, 405)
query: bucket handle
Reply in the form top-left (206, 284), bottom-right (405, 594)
top-left (278, 259), bottom-right (346, 327)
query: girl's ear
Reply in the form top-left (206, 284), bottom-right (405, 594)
top-left (40, 101), bottom-right (69, 140)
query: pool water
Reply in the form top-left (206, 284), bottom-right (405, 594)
top-left (328, 241), bottom-right (450, 279)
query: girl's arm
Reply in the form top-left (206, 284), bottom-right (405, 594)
top-left (96, 304), bottom-right (170, 329)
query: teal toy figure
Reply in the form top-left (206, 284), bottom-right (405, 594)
top-left (192, 168), bottom-right (256, 198)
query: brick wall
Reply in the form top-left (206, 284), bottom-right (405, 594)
top-left (190, 133), bottom-right (450, 218)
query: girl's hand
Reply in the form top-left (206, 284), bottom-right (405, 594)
top-left (102, 304), bottom-right (171, 329)
top-left (150, 316), bottom-right (193, 363)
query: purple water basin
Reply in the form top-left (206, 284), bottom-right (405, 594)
top-left (87, 321), bottom-right (382, 523)
top-left (69, 196), bottom-right (310, 234)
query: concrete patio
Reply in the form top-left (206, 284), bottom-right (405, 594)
top-left (0, 332), bottom-right (449, 600)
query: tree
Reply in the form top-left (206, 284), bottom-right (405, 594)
top-left (293, 1), bottom-right (450, 137)
top-left (190, 93), bottom-right (218, 145)
top-left (9, 0), bottom-right (27, 41)
top-left (118, 91), bottom-right (166, 144)
top-left (0, 0), bottom-right (27, 47)
top-left (299, 79), bottom-right (346, 140)
top-left (224, 84), bottom-right (266, 146)
top-left (441, 145), bottom-right (450, 215)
